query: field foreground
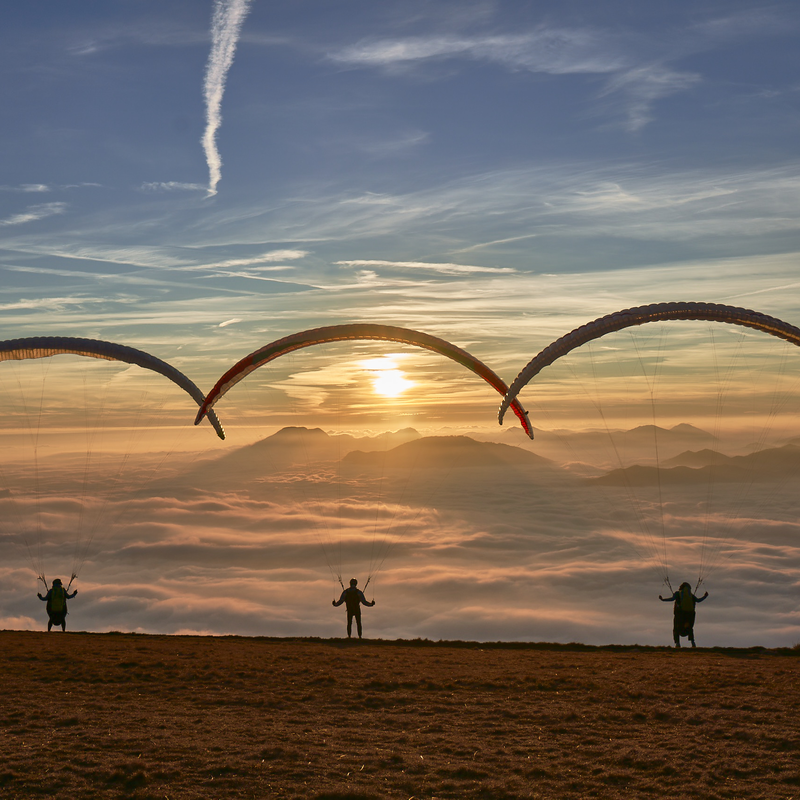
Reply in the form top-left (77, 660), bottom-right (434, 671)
top-left (1, 632), bottom-right (798, 799)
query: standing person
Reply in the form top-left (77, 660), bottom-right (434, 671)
top-left (37, 578), bottom-right (78, 632)
top-left (332, 578), bottom-right (375, 639)
top-left (659, 582), bottom-right (708, 647)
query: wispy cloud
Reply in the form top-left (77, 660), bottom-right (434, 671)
top-left (201, 250), bottom-right (309, 270)
top-left (330, 31), bottom-right (625, 75)
top-left (0, 296), bottom-right (94, 313)
top-left (451, 234), bottom-right (540, 254)
top-left (330, 29), bottom-right (700, 131)
top-left (139, 181), bottom-right (207, 193)
top-left (0, 184), bottom-right (51, 193)
top-left (182, 162), bottom-right (800, 252)
top-left (600, 65), bottom-right (700, 132)
top-left (336, 259), bottom-right (515, 276)
top-left (0, 202), bottom-right (66, 226)
top-left (357, 130), bottom-right (430, 157)
top-left (201, 0), bottom-right (253, 198)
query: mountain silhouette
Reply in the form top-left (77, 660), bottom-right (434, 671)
top-left (662, 449), bottom-right (733, 468)
top-left (173, 426), bottom-right (421, 490)
top-left (343, 435), bottom-right (553, 471)
top-left (589, 443), bottom-right (800, 486)
top-left (588, 463), bottom-right (748, 486)
top-left (174, 428), bottom-right (556, 494)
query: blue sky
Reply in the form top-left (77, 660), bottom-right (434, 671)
top-left (1, 1), bottom-right (799, 642)
top-left (2, 0), bottom-right (799, 384)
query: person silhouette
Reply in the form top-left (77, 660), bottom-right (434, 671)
top-left (37, 578), bottom-right (78, 632)
top-left (332, 578), bottom-right (375, 638)
top-left (659, 582), bottom-right (708, 647)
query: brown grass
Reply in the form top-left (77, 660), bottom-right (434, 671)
top-left (1, 631), bottom-right (798, 799)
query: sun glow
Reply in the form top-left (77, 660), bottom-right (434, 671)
top-left (372, 368), bottom-right (414, 397)
top-left (360, 357), bottom-right (415, 398)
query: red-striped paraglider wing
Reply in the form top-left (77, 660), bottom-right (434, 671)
top-left (196, 323), bottom-right (532, 439)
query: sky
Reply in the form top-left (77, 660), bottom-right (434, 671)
top-left (1, 0), bottom-right (799, 644)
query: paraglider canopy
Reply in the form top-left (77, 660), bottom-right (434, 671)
top-left (499, 302), bottom-right (800, 426)
top-left (0, 335), bottom-right (226, 592)
top-left (195, 323), bottom-right (533, 439)
top-left (0, 337), bottom-right (225, 439)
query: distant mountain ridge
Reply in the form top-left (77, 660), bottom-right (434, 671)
top-left (589, 443), bottom-right (800, 486)
top-left (343, 435), bottom-right (553, 470)
top-left (177, 427), bottom-right (554, 491)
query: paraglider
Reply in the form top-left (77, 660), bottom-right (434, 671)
top-left (332, 578), bottom-right (375, 638)
top-left (0, 336), bottom-right (226, 602)
top-left (1, 337), bottom-right (225, 440)
top-left (496, 300), bottom-right (800, 616)
top-left (37, 577), bottom-right (78, 632)
top-left (192, 323), bottom-right (533, 612)
top-left (194, 323), bottom-right (533, 439)
top-left (498, 302), bottom-right (800, 426)
top-left (660, 583), bottom-right (709, 647)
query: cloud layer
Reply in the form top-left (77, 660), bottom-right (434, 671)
top-left (2, 412), bottom-right (798, 646)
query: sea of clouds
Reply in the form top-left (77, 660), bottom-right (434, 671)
top-left (2, 423), bottom-right (798, 647)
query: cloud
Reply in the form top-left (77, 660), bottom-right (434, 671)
top-left (329, 29), bottom-right (699, 130)
top-left (330, 31), bottom-right (625, 75)
top-left (600, 65), bottom-right (700, 132)
top-left (187, 162), bottom-right (800, 254)
top-left (3, 428), bottom-right (797, 644)
top-left (0, 202), bottom-right (67, 226)
top-left (0, 244), bottom-right (307, 275)
top-left (0, 295), bottom-right (100, 313)
top-left (0, 184), bottom-right (51, 193)
top-left (0, 183), bottom-right (100, 193)
top-left (139, 181), bottom-right (207, 193)
top-left (201, 0), bottom-right (253, 198)
top-left (201, 250), bottom-right (309, 270)
top-left (359, 130), bottom-right (430, 156)
top-left (335, 260), bottom-right (515, 276)
top-left (452, 234), bottom-right (540, 254)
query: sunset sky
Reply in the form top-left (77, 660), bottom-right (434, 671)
top-left (1, 0), bottom-right (799, 644)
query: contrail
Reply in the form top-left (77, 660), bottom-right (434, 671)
top-left (202, 0), bottom-right (252, 197)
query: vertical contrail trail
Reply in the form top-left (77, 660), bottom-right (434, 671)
top-left (202, 0), bottom-right (252, 197)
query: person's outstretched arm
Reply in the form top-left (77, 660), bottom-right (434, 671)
top-left (658, 593), bottom-right (676, 602)
top-left (358, 590), bottom-right (375, 607)
top-left (66, 590), bottom-right (78, 599)
top-left (332, 591), bottom-right (345, 607)
top-left (695, 592), bottom-right (709, 603)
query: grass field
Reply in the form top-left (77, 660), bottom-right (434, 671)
top-left (1, 631), bottom-right (798, 798)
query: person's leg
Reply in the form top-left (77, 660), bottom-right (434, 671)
top-left (346, 610), bottom-right (353, 638)
top-left (355, 610), bottom-right (363, 639)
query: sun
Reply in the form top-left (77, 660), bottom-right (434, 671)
top-left (372, 368), bottom-right (414, 398)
